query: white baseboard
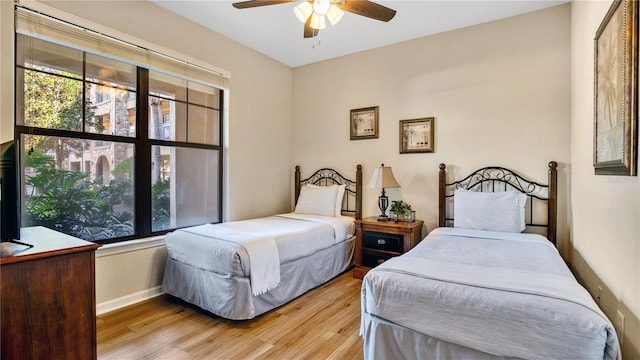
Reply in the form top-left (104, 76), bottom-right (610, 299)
top-left (97, 286), bottom-right (164, 315)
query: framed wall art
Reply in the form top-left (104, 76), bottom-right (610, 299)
top-left (350, 106), bottom-right (379, 140)
top-left (594, 0), bottom-right (638, 175)
top-left (400, 117), bottom-right (434, 154)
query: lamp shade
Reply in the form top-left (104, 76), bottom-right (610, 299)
top-left (326, 4), bottom-right (344, 25)
top-left (367, 164), bottom-right (401, 189)
top-left (294, 1), bottom-right (313, 22)
top-left (310, 12), bottom-right (326, 29)
top-left (312, 0), bottom-right (331, 16)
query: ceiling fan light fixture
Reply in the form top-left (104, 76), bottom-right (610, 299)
top-left (310, 12), bottom-right (326, 29)
top-left (233, 0), bottom-right (396, 39)
top-left (326, 4), bottom-right (344, 25)
top-left (294, 1), bottom-right (313, 22)
top-left (312, 0), bottom-right (331, 16)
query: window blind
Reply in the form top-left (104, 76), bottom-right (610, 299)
top-left (15, 6), bottom-right (230, 89)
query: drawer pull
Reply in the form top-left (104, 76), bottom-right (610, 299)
top-left (377, 259), bottom-right (385, 265)
top-left (377, 239), bottom-right (386, 245)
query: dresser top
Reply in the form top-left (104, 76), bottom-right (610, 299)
top-left (0, 226), bottom-right (100, 264)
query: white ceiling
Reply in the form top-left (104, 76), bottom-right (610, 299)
top-left (151, 0), bottom-right (569, 68)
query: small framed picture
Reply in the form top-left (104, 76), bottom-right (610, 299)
top-left (400, 117), bottom-right (434, 154)
top-left (350, 106), bottom-right (379, 140)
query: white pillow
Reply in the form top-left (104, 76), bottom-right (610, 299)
top-left (454, 189), bottom-right (527, 233)
top-left (335, 184), bottom-right (346, 216)
top-left (295, 185), bottom-right (339, 217)
top-left (306, 184), bottom-right (346, 216)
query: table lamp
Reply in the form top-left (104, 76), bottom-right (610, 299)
top-left (367, 163), bottom-right (400, 221)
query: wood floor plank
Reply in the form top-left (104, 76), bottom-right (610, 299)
top-left (326, 328), bottom-right (363, 360)
top-left (98, 272), bottom-right (364, 359)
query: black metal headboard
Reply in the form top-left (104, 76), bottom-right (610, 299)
top-left (295, 165), bottom-right (362, 220)
top-left (438, 162), bottom-right (557, 244)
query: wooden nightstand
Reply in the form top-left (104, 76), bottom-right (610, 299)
top-left (352, 216), bottom-right (424, 279)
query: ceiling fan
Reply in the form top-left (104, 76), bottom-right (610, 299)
top-left (232, 0), bottom-right (396, 38)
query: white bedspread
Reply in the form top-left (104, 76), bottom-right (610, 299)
top-left (179, 224), bottom-right (279, 296)
top-left (166, 213), bottom-right (354, 296)
top-left (361, 227), bottom-right (619, 360)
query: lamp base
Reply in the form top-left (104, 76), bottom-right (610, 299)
top-left (377, 188), bottom-right (390, 222)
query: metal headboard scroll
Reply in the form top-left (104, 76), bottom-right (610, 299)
top-left (294, 165), bottom-right (363, 220)
top-left (438, 162), bottom-right (557, 244)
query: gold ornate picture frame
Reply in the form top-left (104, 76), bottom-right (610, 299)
top-left (399, 117), bottom-right (434, 154)
top-left (594, 0), bottom-right (638, 175)
top-left (350, 106), bottom-right (379, 140)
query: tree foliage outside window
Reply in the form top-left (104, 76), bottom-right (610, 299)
top-left (152, 178), bottom-right (171, 232)
top-left (23, 147), bottom-right (134, 241)
top-left (23, 67), bottom-right (100, 168)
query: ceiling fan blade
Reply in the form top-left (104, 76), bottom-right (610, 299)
top-left (304, 16), bottom-right (319, 38)
top-left (337, 0), bottom-right (396, 22)
top-left (232, 0), bottom-right (296, 9)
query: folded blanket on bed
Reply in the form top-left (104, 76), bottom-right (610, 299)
top-left (180, 224), bottom-right (280, 296)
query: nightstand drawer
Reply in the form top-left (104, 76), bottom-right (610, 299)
top-left (362, 249), bottom-right (396, 268)
top-left (362, 231), bottom-right (402, 252)
top-left (353, 217), bottom-right (424, 279)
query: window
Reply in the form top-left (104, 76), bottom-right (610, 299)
top-left (147, 70), bottom-right (222, 232)
top-left (15, 24), bottom-right (224, 243)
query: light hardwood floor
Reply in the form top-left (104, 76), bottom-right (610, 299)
top-left (97, 272), bottom-right (364, 360)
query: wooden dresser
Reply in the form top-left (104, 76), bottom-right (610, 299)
top-left (1, 227), bottom-right (101, 360)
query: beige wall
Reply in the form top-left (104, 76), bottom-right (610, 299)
top-left (293, 5), bottom-right (571, 244)
top-left (571, 1), bottom-right (640, 358)
top-left (0, 0), bottom-right (294, 309)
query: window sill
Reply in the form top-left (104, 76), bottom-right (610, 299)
top-left (96, 236), bottom-right (166, 258)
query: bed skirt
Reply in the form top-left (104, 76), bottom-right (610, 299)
top-left (163, 236), bottom-right (355, 320)
top-left (362, 313), bottom-right (516, 360)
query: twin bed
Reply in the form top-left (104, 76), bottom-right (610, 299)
top-left (162, 161), bottom-right (619, 359)
top-left (162, 165), bottom-right (362, 320)
top-left (361, 162), bottom-right (620, 360)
